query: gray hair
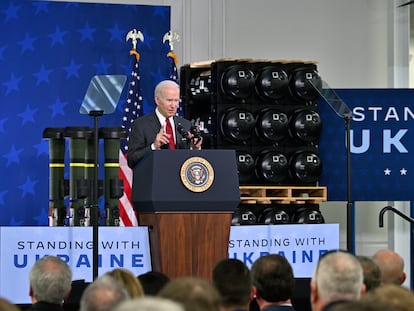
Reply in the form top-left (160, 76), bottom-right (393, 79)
top-left (154, 80), bottom-right (179, 98)
top-left (313, 251), bottom-right (363, 303)
top-left (80, 275), bottom-right (130, 311)
top-left (29, 255), bottom-right (72, 304)
top-left (114, 297), bottom-right (184, 311)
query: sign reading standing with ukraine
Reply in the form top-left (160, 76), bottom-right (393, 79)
top-left (318, 88), bottom-right (414, 201)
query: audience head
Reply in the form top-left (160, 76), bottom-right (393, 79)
top-left (114, 297), bottom-right (184, 311)
top-left (372, 249), bottom-right (406, 285)
top-left (250, 254), bottom-right (295, 308)
top-left (80, 275), bottom-right (129, 311)
top-left (158, 276), bottom-right (221, 311)
top-left (104, 268), bottom-right (144, 298)
top-left (356, 256), bottom-right (381, 292)
top-left (0, 297), bottom-right (23, 311)
top-left (137, 271), bottom-right (170, 296)
top-left (362, 283), bottom-right (414, 311)
top-left (212, 259), bottom-right (253, 310)
top-left (310, 250), bottom-right (365, 311)
top-left (29, 255), bottom-right (72, 304)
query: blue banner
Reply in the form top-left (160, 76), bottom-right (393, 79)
top-left (319, 89), bottom-right (414, 201)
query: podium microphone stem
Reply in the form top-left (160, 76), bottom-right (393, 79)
top-left (345, 116), bottom-right (354, 253)
top-left (90, 110), bottom-right (103, 280)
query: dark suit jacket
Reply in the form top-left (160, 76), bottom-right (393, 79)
top-left (263, 305), bottom-right (296, 311)
top-left (127, 111), bottom-right (192, 168)
top-left (25, 301), bottom-right (64, 311)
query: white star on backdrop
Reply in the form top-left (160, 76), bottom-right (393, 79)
top-left (400, 168), bottom-right (407, 175)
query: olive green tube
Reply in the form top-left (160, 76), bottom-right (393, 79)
top-left (43, 128), bottom-right (66, 226)
top-left (64, 126), bottom-right (93, 226)
top-left (99, 127), bottom-right (127, 226)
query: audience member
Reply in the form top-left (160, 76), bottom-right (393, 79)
top-left (79, 275), bottom-right (129, 311)
top-left (329, 300), bottom-right (395, 311)
top-left (0, 297), bottom-right (22, 311)
top-left (113, 297), bottom-right (184, 311)
top-left (356, 256), bottom-right (381, 292)
top-left (158, 276), bottom-right (221, 311)
top-left (310, 250), bottom-right (365, 311)
top-left (250, 254), bottom-right (296, 311)
top-left (137, 271), bottom-right (170, 296)
top-left (27, 255), bottom-right (72, 311)
top-left (65, 280), bottom-right (90, 311)
top-left (362, 283), bottom-right (414, 311)
top-left (104, 268), bottom-right (144, 298)
top-left (372, 249), bottom-right (406, 285)
top-left (212, 259), bottom-right (253, 311)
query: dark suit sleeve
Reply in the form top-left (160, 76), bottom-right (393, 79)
top-left (127, 114), bottom-right (159, 168)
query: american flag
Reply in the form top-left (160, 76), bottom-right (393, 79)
top-left (118, 50), bottom-right (143, 226)
top-left (167, 50), bottom-right (183, 116)
top-left (167, 51), bottom-right (179, 82)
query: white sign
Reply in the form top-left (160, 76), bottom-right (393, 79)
top-left (229, 224), bottom-right (339, 277)
top-left (0, 227), bottom-right (152, 304)
top-left (0, 224), bottom-right (339, 304)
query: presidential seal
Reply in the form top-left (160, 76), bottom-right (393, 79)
top-left (180, 157), bottom-right (214, 192)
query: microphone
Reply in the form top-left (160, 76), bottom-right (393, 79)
top-left (177, 123), bottom-right (190, 141)
top-left (190, 125), bottom-right (203, 145)
top-left (190, 125), bottom-right (202, 139)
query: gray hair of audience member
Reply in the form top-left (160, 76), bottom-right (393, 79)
top-left (80, 275), bottom-right (130, 311)
top-left (29, 255), bottom-right (72, 304)
top-left (158, 276), bottom-right (221, 311)
top-left (362, 284), bottom-right (414, 311)
top-left (356, 255), bottom-right (381, 292)
top-left (312, 251), bottom-right (364, 303)
top-left (114, 297), bottom-right (185, 311)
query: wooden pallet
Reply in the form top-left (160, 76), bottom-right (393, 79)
top-left (239, 185), bottom-right (327, 205)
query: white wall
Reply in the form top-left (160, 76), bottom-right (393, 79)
top-left (56, 0), bottom-right (410, 88)
top-left (56, 0), bottom-right (412, 285)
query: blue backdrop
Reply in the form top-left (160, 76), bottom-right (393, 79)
top-left (0, 0), bottom-right (171, 225)
top-left (319, 88), bottom-right (414, 202)
top-left (1, 1), bottom-right (413, 226)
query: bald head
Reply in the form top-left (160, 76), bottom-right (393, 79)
top-left (372, 249), bottom-right (406, 285)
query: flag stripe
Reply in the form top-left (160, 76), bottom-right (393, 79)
top-left (118, 50), bottom-right (143, 226)
top-left (168, 50), bottom-right (182, 116)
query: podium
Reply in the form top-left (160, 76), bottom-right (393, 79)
top-left (132, 150), bottom-right (240, 280)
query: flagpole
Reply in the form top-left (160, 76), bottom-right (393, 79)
top-left (163, 30), bottom-right (181, 113)
top-left (118, 29), bottom-right (144, 227)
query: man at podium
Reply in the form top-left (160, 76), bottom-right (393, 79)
top-left (129, 82), bottom-right (240, 280)
top-left (127, 80), bottom-right (202, 168)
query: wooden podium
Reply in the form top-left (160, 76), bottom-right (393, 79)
top-left (132, 150), bottom-right (240, 280)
